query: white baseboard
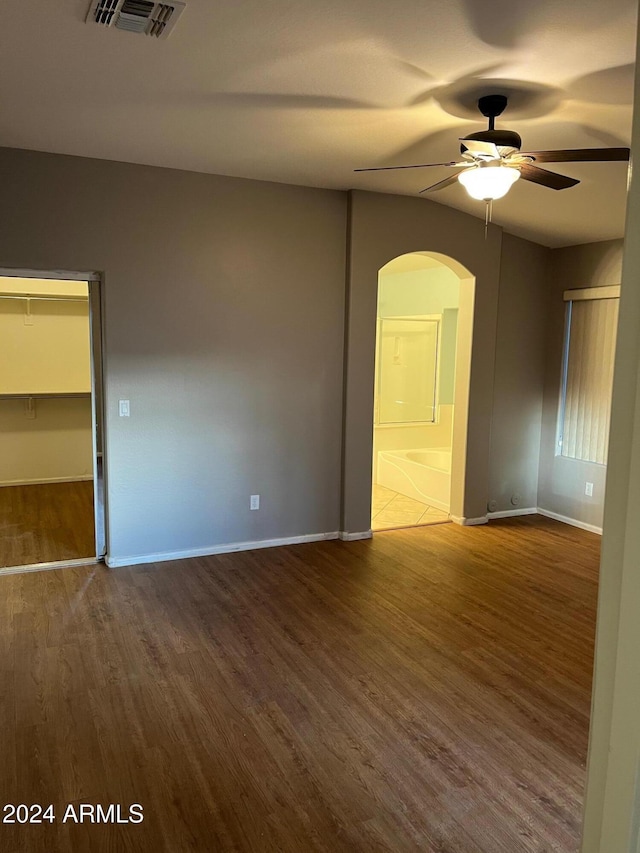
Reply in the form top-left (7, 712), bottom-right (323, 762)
top-left (339, 530), bottom-right (373, 541)
top-left (450, 515), bottom-right (488, 526)
top-left (106, 530), bottom-right (341, 568)
top-left (488, 507), bottom-right (537, 519)
top-left (0, 475), bottom-right (93, 487)
top-left (537, 507), bottom-right (602, 535)
top-left (101, 508), bottom-right (602, 571)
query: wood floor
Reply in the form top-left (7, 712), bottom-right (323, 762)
top-left (0, 481), bottom-right (95, 568)
top-left (0, 516), bottom-right (599, 852)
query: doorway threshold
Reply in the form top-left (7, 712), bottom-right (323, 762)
top-left (0, 557), bottom-right (101, 577)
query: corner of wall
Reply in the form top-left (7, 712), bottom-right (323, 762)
top-left (488, 232), bottom-right (551, 515)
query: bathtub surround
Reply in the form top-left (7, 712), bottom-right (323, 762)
top-left (372, 406), bottom-right (454, 481)
top-left (439, 309), bottom-right (459, 406)
top-left (0, 145), bottom-right (622, 562)
top-left (377, 449), bottom-right (452, 512)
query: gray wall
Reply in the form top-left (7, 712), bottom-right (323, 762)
top-left (2, 145), bottom-right (603, 562)
top-left (489, 233), bottom-right (550, 513)
top-left (342, 189), bottom-right (504, 531)
top-left (538, 238), bottom-right (624, 529)
top-left (0, 148), bottom-right (347, 562)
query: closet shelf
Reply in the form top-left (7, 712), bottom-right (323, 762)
top-left (0, 292), bottom-right (88, 303)
top-left (0, 392), bottom-right (91, 400)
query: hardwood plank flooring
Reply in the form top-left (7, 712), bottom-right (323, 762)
top-left (0, 481), bottom-right (95, 568)
top-left (0, 516), bottom-right (599, 852)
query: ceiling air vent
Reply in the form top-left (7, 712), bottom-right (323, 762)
top-left (86, 0), bottom-right (186, 39)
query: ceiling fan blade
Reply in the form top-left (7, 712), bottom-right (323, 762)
top-left (519, 147), bottom-right (630, 163)
top-left (459, 138), bottom-right (500, 159)
top-left (418, 173), bottom-right (463, 194)
top-left (519, 164), bottom-right (580, 190)
top-left (354, 161), bottom-right (464, 172)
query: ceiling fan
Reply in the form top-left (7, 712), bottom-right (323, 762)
top-left (355, 94), bottom-right (630, 202)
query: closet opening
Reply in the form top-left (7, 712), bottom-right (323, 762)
top-left (0, 270), bottom-right (105, 572)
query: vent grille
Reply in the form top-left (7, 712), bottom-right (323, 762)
top-left (149, 4), bottom-right (176, 37)
top-left (116, 0), bottom-right (155, 33)
top-left (93, 0), bottom-right (120, 25)
top-left (86, 0), bottom-right (185, 39)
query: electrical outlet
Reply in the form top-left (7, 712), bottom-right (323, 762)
top-left (250, 494), bottom-right (260, 510)
top-left (585, 482), bottom-right (594, 497)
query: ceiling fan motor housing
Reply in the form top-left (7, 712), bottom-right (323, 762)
top-left (460, 129), bottom-right (522, 156)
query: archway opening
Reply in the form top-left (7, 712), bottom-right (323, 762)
top-left (371, 251), bottom-right (475, 531)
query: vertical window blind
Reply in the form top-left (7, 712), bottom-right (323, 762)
top-left (560, 286), bottom-right (620, 465)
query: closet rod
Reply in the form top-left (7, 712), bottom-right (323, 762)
top-left (0, 292), bottom-right (88, 303)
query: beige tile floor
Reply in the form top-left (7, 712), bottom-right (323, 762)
top-left (371, 484), bottom-right (450, 531)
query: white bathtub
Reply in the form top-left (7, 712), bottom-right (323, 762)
top-left (377, 447), bottom-right (451, 512)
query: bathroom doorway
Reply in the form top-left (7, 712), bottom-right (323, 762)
top-left (371, 252), bottom-right (473, 531)
top-left (0, 271), bottom-right (105, 570)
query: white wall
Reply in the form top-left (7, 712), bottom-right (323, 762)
top-left (538, 239), bottom-right (623, 529)
top-left (581, 18), bottom-right (640, 846)
top-left (0, 398), bottom-right (93, 485)
top-left (0, 276), bottom-right (93, 485)
top-left (0, 278), bottom-right (91, 394)
top-left (377, 265), bottom-right (460, 317)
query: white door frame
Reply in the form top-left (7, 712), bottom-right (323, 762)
top-left (88, 278), bottom-right (106, 558)
top-left (0, 266), bottom-right (107, 571)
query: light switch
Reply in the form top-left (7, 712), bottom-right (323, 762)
top-left (119, 399), bottom-right (130, 417)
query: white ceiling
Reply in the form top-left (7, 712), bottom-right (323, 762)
top-left (0, 0), bottom-right (637, 247)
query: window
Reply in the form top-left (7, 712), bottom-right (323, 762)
top-left (558, 285), bottom-right (620, 465)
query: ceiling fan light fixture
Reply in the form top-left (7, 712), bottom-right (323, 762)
top-left (458, 164), bottom-right (520, 200)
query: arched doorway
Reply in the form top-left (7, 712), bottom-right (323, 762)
top-left (370, 251), bottom-right (475, 531)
